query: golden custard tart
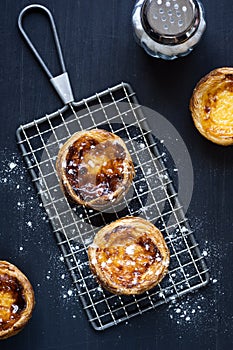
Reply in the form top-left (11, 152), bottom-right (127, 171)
top-left (0, 261), bottom-right (35, 340)
top-left (88, 216), bottom-right (170, 295)
top-left (56, 129), bottom-right (135, 209)
top-left (190, 67), bottom-right (233, 145)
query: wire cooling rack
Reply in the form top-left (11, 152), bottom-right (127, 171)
top-left (16, 82), bottom-right (209, 330)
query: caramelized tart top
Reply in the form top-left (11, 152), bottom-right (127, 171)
top-left (56, 129), bottom-right (135, 209)
top-left (0, 261), bottom-right (35, 340)
top-left (88, 217), bottom-right (170, 295)
top-left (0, 273), bottom-right (27, 331)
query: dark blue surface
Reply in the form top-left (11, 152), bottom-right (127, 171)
top-left (0, 0), bottom-right (232, 349)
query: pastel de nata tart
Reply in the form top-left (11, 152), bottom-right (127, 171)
top-left (0, 260), bottom-right (35, 340)
top-left (88, 216), bottom-right (170, 295)
top-left (190, 67), bottom-right (233, 145)
top-left (56, 129), bottom-right (135, 210)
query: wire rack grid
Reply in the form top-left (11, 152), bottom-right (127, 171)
top-left (16, 82), bottom-right (209, 330)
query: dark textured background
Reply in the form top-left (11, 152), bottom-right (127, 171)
top-left (0, 1), bottom-right (232, 349)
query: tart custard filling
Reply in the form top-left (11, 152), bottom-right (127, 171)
top-left (65, 135), bottom-right (127, 201)
top-left (93, 227), bottom-right (164, 289)
top-left (0, 274), bottom-right (26, 331)
top-left (203, 81), bottom-right (233, 135)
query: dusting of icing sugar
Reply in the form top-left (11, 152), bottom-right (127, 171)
top-left (167, 294), bottom-right (205, 324)
top-left (0, 151), bottom-right (222, 326)
top-left (0, 151), bottom-right (82, 321)
top-left (97, 285), bottom-right (103, 292)
top-left (27, 221), bottom-right (32, 228)
top-left (9, 162), bottom-right (17, 170)
top-left (180, 226), bottom-right (189, 234)
top-left (126, 245), bottom-right (135, 255)
top-left (165, 231), bottom-right (222, 328)
top-left (88, 160), bottom-right (95, 168)
top-left (92, 258), bottom-right (97, 265)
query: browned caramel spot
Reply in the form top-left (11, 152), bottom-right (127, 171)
top-left (96, 234), bottom-right (162, 289)
top-left (0, 274), bottom-right (26, 331)
top-left (225, 74), bottom-right (233, 81)
top-left (65, 135), bottom-right (126, 201)
top-left (204, 106), bottom-right (211, 114)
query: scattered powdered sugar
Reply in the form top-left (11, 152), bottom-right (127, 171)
top-left (202, 250), bottom-right (208, 257)
top-left (0, 151), bottom-right (222, 326)
top-left (0, 150), bottom-right (51, 223)
top-left (27, 221), bottom-right (32, 228)
top-left (9, 162), bottom-right (17, 171)
top-left (44, 257), bottom-right (82, 320)
top-left (97, 285), bottom-right (103, 292)
top-left (167, 293), bottom-right (206, 324)
top-left (0, 151), bottom-right (81, 320)
top-left (67, 289), bottom-right (73, 296)
top-left (126, 245), bottom-right (135, 255)
top-left (0, 154), bottom-right (22, 186)
top-left (180, 226), bottom-right (189, 234)
top-left (92, 258), bottom-right (97, 265)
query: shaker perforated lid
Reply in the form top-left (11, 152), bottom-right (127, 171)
top-left (141, 0), bottom-right (201, 45)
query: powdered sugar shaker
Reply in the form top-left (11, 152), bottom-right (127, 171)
top-left (132, 0), bottom-right (206, 60)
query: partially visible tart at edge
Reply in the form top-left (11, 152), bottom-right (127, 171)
top-left (190, 67), bottom-right (233, 145)
top-left (0, 261), bottom-right (35, 340)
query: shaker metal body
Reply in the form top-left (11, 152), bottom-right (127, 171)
top-left (132, 0), bottom-right (206, 60)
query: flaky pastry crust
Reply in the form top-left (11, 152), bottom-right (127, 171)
top-left (56, 129), bottom-right (135, 210)
top-left (88, 216), bottom-right (170, 295)
top-left (0, 261), bottom-right (35, 340)
top-left (190, 67), bottom-right (233, 145)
